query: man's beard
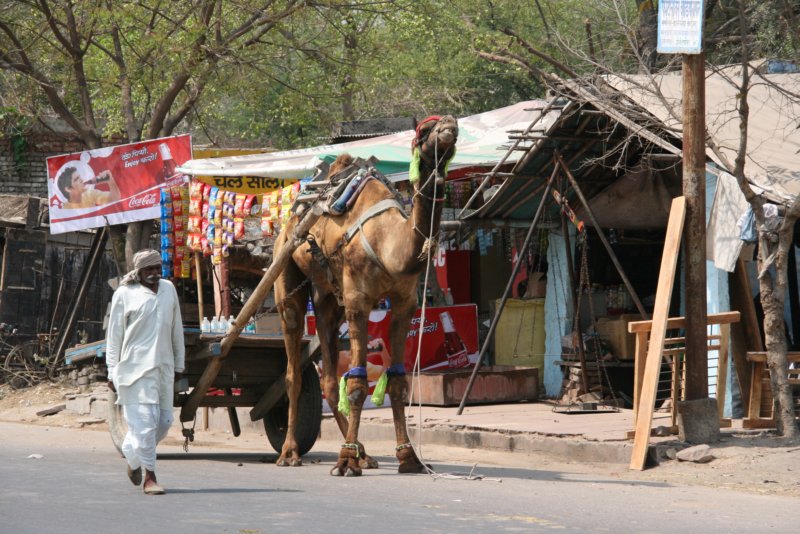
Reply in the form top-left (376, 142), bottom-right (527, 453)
top-left (143, 274), bottom-right (160, 285)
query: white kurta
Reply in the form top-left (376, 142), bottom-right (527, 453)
top-left (106, 279), bottom-right (185, 407)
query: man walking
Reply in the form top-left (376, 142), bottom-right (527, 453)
top-left (106, 249), bottom-right (185, 495)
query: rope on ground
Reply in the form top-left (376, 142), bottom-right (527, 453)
top-left (404, 137), bottom-right (501, 483)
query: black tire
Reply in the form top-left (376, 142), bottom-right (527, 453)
top-left (263, 364), bottom-right (322, 456)
top-left (3, 341), bottom-right (45, 390)
top-left (107, 389), bottom-right (127, 456)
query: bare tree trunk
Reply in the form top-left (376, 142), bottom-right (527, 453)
top-left (124, 221), bottom-right (155, 271)
top-left (755, 210), bottom-right (800, 437)
top-left (636, 0), bottom-right (658, 74)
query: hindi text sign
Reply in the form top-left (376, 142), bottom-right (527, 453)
top-left (657, 0), bottom-right (704, 54)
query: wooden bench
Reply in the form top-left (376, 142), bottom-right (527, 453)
top-left (743, 351), bottom-right (800, 428)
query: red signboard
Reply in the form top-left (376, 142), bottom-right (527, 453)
top-left (46, 135), bottom-right (192, 234)
top-left (315, 304), bottom-right (479, 410)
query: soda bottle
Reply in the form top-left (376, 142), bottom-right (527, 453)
top-left (159, 143), bottom-right (177, 182)
top-left (438, 311), bottom-right (469, 368)
top-left (85, 170), bottom-right (112, 185)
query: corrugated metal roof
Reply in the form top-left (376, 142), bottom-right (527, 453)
top-left (605, 69), bottom-right (800, 205)
top-left (465, 68), bottom-right (800, 224)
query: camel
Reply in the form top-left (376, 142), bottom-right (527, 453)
top-left (273, 115), bottom-right (458, 475)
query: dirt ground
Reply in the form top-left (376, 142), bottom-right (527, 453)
top-left (1, 381), bottom-right (799, 498)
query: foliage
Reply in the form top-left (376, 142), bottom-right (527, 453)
top-left (0, 105), bottom-right (29, 169)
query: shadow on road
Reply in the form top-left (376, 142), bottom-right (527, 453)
top-left (166, 487), bottom-right (302, 494)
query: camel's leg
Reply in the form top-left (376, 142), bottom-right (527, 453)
top-left (313, 291), bottom-right (346, 433)
top-left (274, 257), bottom-right (309, 467)
top-left (330, 300), bottom-right (371, 477)
top-left (314, 291), bottom-right (379, 470)
top-left (387, 297), bottom-right (429, 474)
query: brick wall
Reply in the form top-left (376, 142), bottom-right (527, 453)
top-left (0, 133), bottom-right (85, 198)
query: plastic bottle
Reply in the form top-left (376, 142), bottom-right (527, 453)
top-left (227, 315), bottom-right (236, 333)
top-left (444, 288), bottom-right (454, 306)
top-left (219, 315), bottom-right (229, 333)
top-left (201, 316), bottom-right (210, 333)
top-left (246, 317), bottom-right (257, 334)
top-left (210, 316), bottom-right (220, 333)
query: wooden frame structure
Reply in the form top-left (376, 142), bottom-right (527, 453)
top-left (628, 311), bottom-right (740, 428)
top-left (743, 351), bottom-right (800, 428)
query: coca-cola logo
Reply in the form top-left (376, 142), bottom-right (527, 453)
top-left (128, 193), bottom-right (157, 208)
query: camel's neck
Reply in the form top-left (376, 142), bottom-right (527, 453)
top-left (396, 162), bottom-right (444, 274)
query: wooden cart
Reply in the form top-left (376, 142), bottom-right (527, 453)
top-left (64, 329), bottom-right (322, 456)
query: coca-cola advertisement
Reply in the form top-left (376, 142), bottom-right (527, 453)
top-left (46, 135), bottom-right (192, 234)
top-left (403, 304), bottom-right (480, 372)
top-left (316, 304), bottom-right (479, 410)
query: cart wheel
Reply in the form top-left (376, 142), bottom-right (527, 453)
top-left (107, 390), bottom-right (127, 456)
top-left (3, 341), bottom-right (45, 390)
top-left (263, 364), bottom-right (322, 456)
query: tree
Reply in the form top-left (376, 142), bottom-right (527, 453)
top-left (468, 0), bottom-right (800, 436)
top-left (0, 0), bottom-right (306, 267)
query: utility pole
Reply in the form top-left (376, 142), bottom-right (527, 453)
top-left (655, 2), bottom-right (717, 444)
top-left (682, 52), bottom-right (709, 400)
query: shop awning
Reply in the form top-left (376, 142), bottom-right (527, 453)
top-left (178, 101), bottom-right (549, 181)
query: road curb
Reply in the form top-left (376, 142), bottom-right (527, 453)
top-left (320, 418), bottom-right (632, 465)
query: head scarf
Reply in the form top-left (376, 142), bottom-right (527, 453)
top-left (119, 249), bottom-right (161, 286)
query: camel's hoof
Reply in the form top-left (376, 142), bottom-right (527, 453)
top-left (330, 459), bottom-right (362, 477)
top-left (276, 456), bottom-right (303, 467)
top-left (358, 454), bottom-right (379, 469)
top-left (398, 461), bottom-right (431, 474)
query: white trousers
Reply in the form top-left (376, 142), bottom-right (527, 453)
top-left (121, 404), bottom-right (173, 472)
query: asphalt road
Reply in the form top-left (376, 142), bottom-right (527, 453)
top-left (1, 421), bottom-right (798, 534)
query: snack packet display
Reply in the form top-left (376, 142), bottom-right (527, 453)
top-left (159, 189), bottom-right (173, 279)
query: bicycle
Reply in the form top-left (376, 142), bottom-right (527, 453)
top-left (1, 324), bottom-right (52, 390)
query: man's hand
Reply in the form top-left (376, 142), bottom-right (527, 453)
top-left (107, 380), bottom-right (116, 393)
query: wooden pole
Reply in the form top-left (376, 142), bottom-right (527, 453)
top-left (560, 206), bottom-right (590, 395)
top-left (456, 168), bottom-right (556, 415)
top-left (555, 154), bottom-right (649, 319)
top-left (179, 204), bottom-right (323, 423)
top-left (682, 52), bottom-right (708, 400)
top-left (194, 252), bottom-right (204, 326)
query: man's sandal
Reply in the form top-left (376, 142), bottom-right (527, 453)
top-left (127, 466), bottom-right (142, 486)
top-left (143, 482), bottom-right (165, 495)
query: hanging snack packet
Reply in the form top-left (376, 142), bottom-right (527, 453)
top-left (244, 194), bottom-right (256, 215)
top-left (280, 184), bottom-right (293, 225)
top-left (234, 193), bottom-right (246, 218)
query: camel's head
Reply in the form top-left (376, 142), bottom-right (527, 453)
top-left (410, 115), bottom-right (458, 197)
